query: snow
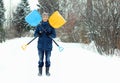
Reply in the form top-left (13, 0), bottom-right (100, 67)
top-left (0, 37), bottom-right (120, 83)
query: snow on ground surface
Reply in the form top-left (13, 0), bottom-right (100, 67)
top-left (0, 37), bottom-right (120, 83)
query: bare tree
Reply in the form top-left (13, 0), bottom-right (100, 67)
top-left (59, 0), bottom-right (90, 43)
top-left (83, 0), bottom-right (120, 55)
top-left (0, 0), bottom-right (6, 43)
top-left (38, 0), bottom-right (59, 15)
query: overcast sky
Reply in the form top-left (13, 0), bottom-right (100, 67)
top-left (3, 0), bottom-right (39, 10)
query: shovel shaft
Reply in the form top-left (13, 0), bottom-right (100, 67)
top-left (27, 36), bottom-right (38, 45)
top-left (48, 36), bottom-right (59, 47)
top-left (26, 35), bottom-right (59, 47)
top-left (26, 36), bottom-right (60, 48)
top-left (40, 25), bottom-right (60, 47)
top-left (52, 38), bottom-right (59, 47)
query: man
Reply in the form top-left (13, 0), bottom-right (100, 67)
top-left (34, 12), bottom-right (56, 76)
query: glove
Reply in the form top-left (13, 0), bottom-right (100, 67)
top-left (46, 32), bottom-right (51, 37)
top-left (38, 31), bottom-right (43, 36)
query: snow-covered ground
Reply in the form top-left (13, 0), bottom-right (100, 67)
top-left (0, 37), bottom-right (120, 83)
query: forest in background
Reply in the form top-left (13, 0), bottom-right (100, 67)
top-left (0, 0), bottom-right (120, 56)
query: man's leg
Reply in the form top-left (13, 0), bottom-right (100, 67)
top-left (38, 50), bottom-right (44, 76)
top-left (45, 50), bottom-right (51, 76)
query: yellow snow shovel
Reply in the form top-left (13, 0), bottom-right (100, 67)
top-left (49, 11), bottom-right (66, 28)
top-left (21, 37), bottom-right (37, 50)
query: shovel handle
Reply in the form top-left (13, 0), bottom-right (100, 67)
top-left (21, 36), bottom-right (38, 50)
top-left (27, 36), bottom-right (38, 45)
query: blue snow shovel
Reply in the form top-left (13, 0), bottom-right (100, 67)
top-left (50, 36), bottom-right (64, 52)
top-left (21, 10), bottom-right (42, 50)
top-left (25, 10), bottom-right (42, 26)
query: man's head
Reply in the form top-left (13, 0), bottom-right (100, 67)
top-left (42, 12), bottom-right (49, 22)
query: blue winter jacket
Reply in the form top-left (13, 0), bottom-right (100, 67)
top-left (34, 21), bottom-right (56, 51)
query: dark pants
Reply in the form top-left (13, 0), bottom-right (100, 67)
top-left (38, 50), bottom-right (51, 67)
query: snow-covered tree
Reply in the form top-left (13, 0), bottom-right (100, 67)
top-left (0, 0), bottom-right (6, 43)
top-left (83, 0), bottom-right (120, 55)
top-left (12, 0), bottom-right (31, 37)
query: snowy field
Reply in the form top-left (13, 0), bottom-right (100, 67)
top-left (0, 37), bottom-right (120, 83)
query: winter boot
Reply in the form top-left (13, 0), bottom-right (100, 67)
top-left (46, 67), bottom-right (50, 76)
top-left (38, 67), bottom-right (42, 76)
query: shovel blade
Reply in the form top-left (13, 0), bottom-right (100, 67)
top-left (58, 46), bottom-right (64, 52)
top-left (21, 44), bottom-right (28, 50)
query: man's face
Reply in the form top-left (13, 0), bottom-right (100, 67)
top-left (42, 15), bottom-right (49, 22)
